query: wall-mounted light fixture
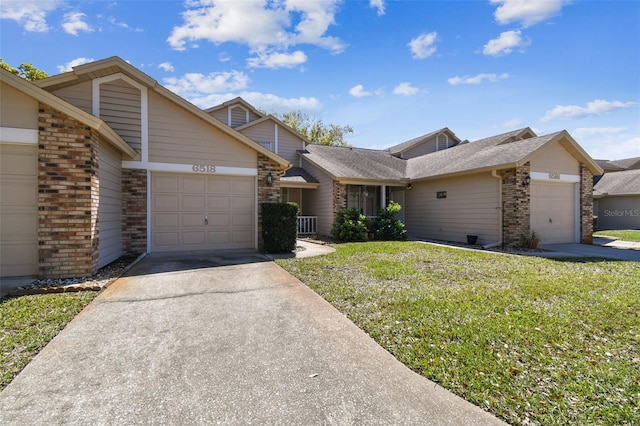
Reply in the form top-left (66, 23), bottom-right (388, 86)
top-left (266, 172), bottom-right (273, 186)
top-left (522, 174), bottom-right (531, 187)
top-left (406, 183), bottom-right (413, 190)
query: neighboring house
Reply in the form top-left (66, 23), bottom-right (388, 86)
top-left (0, 56), bottom-right (603, 281)
top-left (593, 157), bottom-right (640, 230)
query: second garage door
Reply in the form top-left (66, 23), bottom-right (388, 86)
top-left (530, 181), bottom-right (577, 244)
top-left (151, 173), bottom-right (255, 252)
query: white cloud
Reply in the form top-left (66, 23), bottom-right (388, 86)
top-left (167, 0), bottom-right (345, 68)
top-left (107, 16), bottom-right (142, 32)
top-left (370, 0), bottom-right (385, 16)
top-left (247, 50), bottom-right (307, 69)
top-left (541, 100), bottom-right (636, 122)
top-left (349, 84), bottom-right (374, 98)
top-left (62, 12), bottom-right (94, 36)
top-left (483, 30), bottom-right (528, 56)
top-left (448, 73), bottom-right (510, 85)
top-left (158, 62), bottom-right (175, 72)
top-left (408, 32), bottom-right (438, 59)
top-left (571, 127), bottom-right (638, 160)
top-left (490, 0), bottom-right (568, 28)
top-left (393, 82), bottom-right (420, 96)
top-left (163, 71), bottom-right (250, 99)
top-left (0, 0), bottom-right (61, 32)
top-left (57, 57), bottom-right (94, 73)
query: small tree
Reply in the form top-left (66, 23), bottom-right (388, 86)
top-left (374, 202), bottom-right (407, 241)
top-left (331, 208), bottom-right (368, 242)
top-left (0, 59), bottom-right (48, 81)
top-left (274, 111), bottom-right (353, 147)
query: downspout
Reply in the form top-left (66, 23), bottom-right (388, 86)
top-left (485, 169), bottom-right (503, 249)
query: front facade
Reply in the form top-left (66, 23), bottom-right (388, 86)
top-left (0, 57), bottom-right (603, 280)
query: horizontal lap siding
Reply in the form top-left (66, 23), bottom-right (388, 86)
top-left (148, 92), bottom-right (256, 168)
top-left (100, 80), bottom-right (142, 153)
top-left (530, 143), bottom-right (579, 174)
top-left (275, 127), bottom-right (303, 165)
top-left (405, 172), bottom-right (500, 245)
top-left (300, 159), bottom-right (334, 236)
top-left (98, 141), bottom-right (123, 268)
top-left (0, 82), bottom-right (38, 128)
top-left (240, 121), bottom-right (273, 148)
top-left (403, 136), bottom-right (438, 159)
top-left (50, 81), bottom-right (93, 114)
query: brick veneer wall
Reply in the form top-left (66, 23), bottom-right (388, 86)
top-left (580, 164), bottom-right (594, 244)
top-left (37, 103), bottom-right (99, 278)
top-left (501, 163), bottom-right (531, 248)
top-left (332, 181), bottom-right (347, 217)
top-left (257, 154), bottom-right (282, 251)
top-left (122, 168), bottom-right (147, 254)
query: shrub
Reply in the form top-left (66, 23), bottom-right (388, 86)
top-left (374, 201), bottom-right (407, 241)
top-left (332, 208), bottom-right (368, 242)
top-left (262, 202), bottom-right (299, 253)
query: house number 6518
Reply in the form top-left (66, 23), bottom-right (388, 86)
top-left (192, 164), bottom-right (216, 173)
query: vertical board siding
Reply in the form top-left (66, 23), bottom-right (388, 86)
top-left (0, 82), bottom-right (38, 129)
top-left (148, 92), bottom-right (256, 167)
top-left (300, 159), bottom-right (334, 236)
top-left (405, 172), bottom-right (500, 245)
top-left (51, 81), bottom-right (93, 114)
top-left (98, 141), bottom-right (123, 268)
top-left (530, 143), bottom-right (580, 174)
top-left (100, 80), bottom-right (142, 152)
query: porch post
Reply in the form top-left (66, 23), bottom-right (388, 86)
top-left (380, 185), bottom-right (386, 209)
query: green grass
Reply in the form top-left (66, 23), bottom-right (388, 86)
top-left (0, 292), bottom-right (99, 390)
top-left (277, 242), bottom-right (640, 425)
top-left (594, 229), bottom-right (640, 243)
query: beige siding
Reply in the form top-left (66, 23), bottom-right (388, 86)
top-left (209, 105), bottom-right (262, 127)
top-left (100, 79), bottom-right (142, 152)
top-left (230, 106), bottom-right (249, 127)
top-left (98, 141), bottom-right (123, 268)
top-left (0, 144), bottom-right (38, 277)
top-left (276, 126), bottom-right (304, 164)
top-left (530, 182), bottom-right (577, 243)
top-left (240, 121), bottom-right (274, 149)
top-left (0, 82), bottom-right (38, 129)
top-left (148, 92), bottom-right (257, 167)
top-left (50, 81), bottom-right (93, 114)
top-left (300, 159), bottom-right (335, 236)
top-left (596, 196), bottom-right (640, 230)
top-left (209, 108), bottom-right (228, 124)
top-left (405, 172), bottom-right (501, 245)
top-left (530, 143), bottom-right (580, 174)
top-left (403, 136), bottom-right (438, 159)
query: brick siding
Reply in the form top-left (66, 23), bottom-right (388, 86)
top-left (122, 168), bottom-right (147, 254)
top-left (580, 164), bottom-right (594, 244)
top-left (501, 163), bottom-right (531, 248)
top-left (37, 103), bottom-right (99, 278)
top-left (257, 154), bottom-right (282, 251)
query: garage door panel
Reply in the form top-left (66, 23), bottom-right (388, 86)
top-left (531, 182), bottom-right (576, 244)
top-left (151, 173), bottom-right (255, 252)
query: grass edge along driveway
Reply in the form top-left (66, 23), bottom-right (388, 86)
top-left (276, 241), bottom-right (639, 425)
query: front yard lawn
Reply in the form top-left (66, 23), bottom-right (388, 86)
top-left (594, 229), bottom-right (640, 243)
top-left (277, 242), bottom-right (639, 425)
top-left (0, 292), bottom-right (99, 391)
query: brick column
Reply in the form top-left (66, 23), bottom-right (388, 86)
top-left (257, 154), bottom-right (282, 251)
top-left (38, 103), bottom-right (99, 278)
top-left (501, 163), bottom-right (531, 248)
top-left (580, 164), bottom-right (594, 244)
top-left (332, 181), bottom-right (347, 217)
top-left (122, 169), bottom-right (147, 254)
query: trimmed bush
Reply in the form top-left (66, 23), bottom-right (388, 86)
top-left (332, 208), bottom-right (368, 242)
top-left (374, 201), bottom-right (407, 241)
top-left (262, 202), bottom-right (299, 253)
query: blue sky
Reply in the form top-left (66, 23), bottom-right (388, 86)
top-left (1, 0), bottom-right (638, 160)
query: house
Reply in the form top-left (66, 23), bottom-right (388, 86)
top-left (0, 56), bottom-right (603, 281)
top-left (593, 157), bottom-right (640, 230)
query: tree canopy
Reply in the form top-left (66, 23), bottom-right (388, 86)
top-left (274, 111), bottom-right (353, 147)
top-left (0, 58), bottom-right (48, 81)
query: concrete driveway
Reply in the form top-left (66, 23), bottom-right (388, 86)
top-left (0, 250), bottom-right (504, 425)
top-left (536, 238), bottom-right (640, 261)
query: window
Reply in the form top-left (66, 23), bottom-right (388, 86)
top-left (258, 141), bottom-right (273, 151)
top-left (347, 185), bottom-right (379, 217)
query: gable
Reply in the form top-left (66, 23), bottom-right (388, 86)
top-left (0, 81), bottom-right (38, 129)
top-left (529, 140), bottom-right (580, 175)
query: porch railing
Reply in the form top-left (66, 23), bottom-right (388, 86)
top-left (297, 216), bottom-right (317, 235)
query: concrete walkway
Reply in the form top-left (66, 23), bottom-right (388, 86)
top-left (535, 237), bottom-right (640, 261)
top-left (0, 249), bottom-right (504, 425)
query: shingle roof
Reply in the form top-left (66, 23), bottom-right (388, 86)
top-left (595, 159), bottom-right (626, 172)
top-left (406, 128), bottom-right (547, 179)
top-left (386, 128), bottom-right (459, 155)
top-left (301, 144), bottom-right (407, 181)
top-left (610, 156), bottom-right (640, 170)
top-left (281, 167), bottom-right (319, 184)
top-left (594, 169), bottom-right (640, 196)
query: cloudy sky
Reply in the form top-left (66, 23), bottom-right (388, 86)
top-left (1, 0), bottom-right (638, 160)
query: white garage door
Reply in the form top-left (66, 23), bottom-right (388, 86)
top-left (530, 181), bottom-right (577, 244)
top-left (151, 173), bottom-right (255, 252)
top-left (0, 144), bottom-right (38, 277)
